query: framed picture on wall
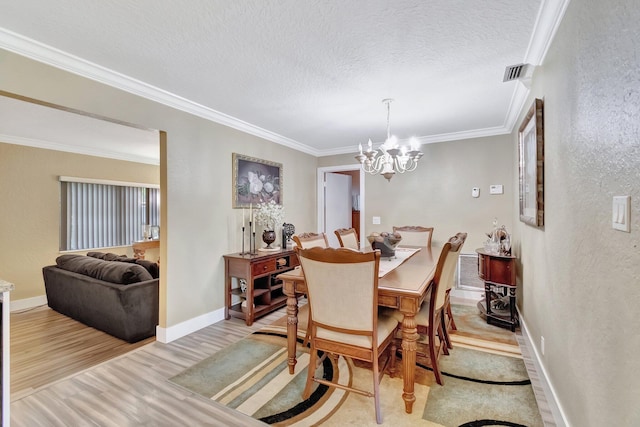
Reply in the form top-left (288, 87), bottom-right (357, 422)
top-left (232, 153), bottom-right (282, 208)
top-left (518, 98), bottom-right (544, 227)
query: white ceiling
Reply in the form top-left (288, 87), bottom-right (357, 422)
top-left (0, 1), bottom-right (568, 163)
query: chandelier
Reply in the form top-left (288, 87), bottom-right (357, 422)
top-left (355, 99), bottom-right (423, 181)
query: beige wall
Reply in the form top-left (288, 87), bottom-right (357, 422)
top-left (0, 142), bottom-right (159, 301)
top-left (319, 134), bottom-right (515, 253)
top-left (0, 50), bottom-right (318, 328)
top-left (513, 0), bottom-right (640, 425)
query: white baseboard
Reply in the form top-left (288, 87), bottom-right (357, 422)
top-left (518, 309), bottom-right (569, 427)
top-left (156, 307), bottom-right (226, 343)
top-left (11, 295), bottom-right (47, 312)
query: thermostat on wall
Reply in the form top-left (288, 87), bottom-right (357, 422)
top-left (489, 184), bottom-right (504, 195)
top-left (472, 187), bottom-right (480, 198)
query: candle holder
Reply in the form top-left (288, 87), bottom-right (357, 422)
top-left (251, 230), bottom-right (257, 254)
top-left (240, 226), bottom-right (249, 255)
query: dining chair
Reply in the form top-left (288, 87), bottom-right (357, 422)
top-left (386, 232), bottom-right (466, 385)
top-left (291, 232), bottom-right (330, 346)
top-left (334, 227), bottom-right (360, 250)
top-left (392, 225), bottom-right (434, 247)
top-left (442, 232), bottom-right (468, 343)
top-left (295, 246), bottom-right (397, 424)
top-left (292, 232), bottom-right (330, 249)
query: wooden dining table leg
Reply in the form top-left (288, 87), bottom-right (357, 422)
top-left (283, 279), bottom-right (299, 374)
top-left (401, 312), bottom-right (419, 413)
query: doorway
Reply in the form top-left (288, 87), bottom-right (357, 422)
top-left (317, 165), bottom-right (365, 248)
top-left (0, 91), bottom-right (163, 395)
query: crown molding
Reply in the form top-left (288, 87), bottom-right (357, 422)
top-left (525, 0), bottom-right (572, 66)
top-left (503, 81), bottom-right (532, 135)
top-left (0, 28), bottom-right (320, 157)
top-left (0, 134), bottom-right (160, 165)
top-left (502, 0), bottom-right (571, 133)
top-left (320, 125), bottom-right (514, 157)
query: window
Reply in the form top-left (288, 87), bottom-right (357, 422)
top-left (60, 177), bottom-right (160, 251)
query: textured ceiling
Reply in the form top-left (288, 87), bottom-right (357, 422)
top-left (0, 0), bottom-right (566, 162)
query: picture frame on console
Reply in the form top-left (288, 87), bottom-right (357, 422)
top-left (232, 153), bottom-right (283, 208)
top-left (518, 98), bottom-right (544, 227)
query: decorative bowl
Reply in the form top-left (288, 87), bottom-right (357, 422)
top-left (367, 232), bottom-right (402, 258)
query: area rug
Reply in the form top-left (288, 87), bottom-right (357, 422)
top-left (169, 304), bottom-right (542, 426)
top-left (447, 304), bottom-right (521, 357)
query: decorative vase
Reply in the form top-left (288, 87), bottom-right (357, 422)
top-left (262, 230), bottom-right (276, 249)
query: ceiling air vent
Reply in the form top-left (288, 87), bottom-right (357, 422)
top-left (503, 63), bottom-right (530, 82)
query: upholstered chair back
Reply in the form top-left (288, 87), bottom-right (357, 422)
top-left (334, 228), bottom-right (359, 250)
top-left (292, 232), bottom-right (330, 249)
top-left (392, 226), bottom-right (434, 247)
top-left (444, 232), bottom-right (467, 293)
top-left (296, 247), bottom-right (381, 347)
top-left (433, 233), bottom-right (466, 310)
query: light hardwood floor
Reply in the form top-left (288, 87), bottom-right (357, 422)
top-left (9, 301), bottom-right (555, 426)
top-left (11, 306), bottom-right (153, 398)
top-left (10, 306), bottom-right (282, 426)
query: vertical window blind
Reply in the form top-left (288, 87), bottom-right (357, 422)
top-left (60, 177), bottom-right (160, 251)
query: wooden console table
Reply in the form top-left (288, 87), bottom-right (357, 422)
top-left (224, 249), bottom-right (299, 326)
top-left (132, 239), bottom-right (160, 260)
top-left (476, 248), bottom-right (518, 331)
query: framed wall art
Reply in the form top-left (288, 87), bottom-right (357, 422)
top-left (232, 153), bottom-right (282, 208)
top-left (518, 98), bottom-right (544, 227)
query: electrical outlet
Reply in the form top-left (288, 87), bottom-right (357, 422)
top-left (541, 336), bottom-right (545, 356)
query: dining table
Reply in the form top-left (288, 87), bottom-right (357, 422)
top-left (276, 244), bottom-right (439, 414)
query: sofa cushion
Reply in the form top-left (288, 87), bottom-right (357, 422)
top-left (86, 252), bottom-right (127, 261)
top-left (86, 251), bottom-right (107, 259)
top-left (117, 256), bottom-right (138, 263)
top-left (56, 254), bottom-right (153, 284)
top-left (83, 253), bottom-right (158, 278)
top-left (135, 259), bottom-right (160, 279)
top-left (103, 252), bottom-right (125, 261)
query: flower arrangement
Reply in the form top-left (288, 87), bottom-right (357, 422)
top-left (255, 200), bottom-right (285, 231)
top-left (238, 170), bottom-right (280, 203)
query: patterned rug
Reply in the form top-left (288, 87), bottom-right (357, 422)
top-left (169, 304), bottom-right (542, 426)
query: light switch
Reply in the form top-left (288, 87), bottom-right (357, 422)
top-left (612, 196), bottom-right (630, 232)
top-left (372, 216), bottom-right (381, 225)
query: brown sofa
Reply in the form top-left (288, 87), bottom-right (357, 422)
top-left (42, 253), bottom-right (159, 343)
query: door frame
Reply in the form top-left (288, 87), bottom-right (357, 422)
top-left (317, 164), bottom-right (365, 248)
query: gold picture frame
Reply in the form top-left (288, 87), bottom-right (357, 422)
top-left (232, 153), bottom-right (282, 208)
top-left (518, 98), bottom-right (544, 227)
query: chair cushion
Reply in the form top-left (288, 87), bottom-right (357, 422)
top-left (316, 313), bottom-right (398, 349)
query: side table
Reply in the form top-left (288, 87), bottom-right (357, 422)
top-left (475, 248), bottom-right (518, 331)
top-left (223, 249), bottom-right (299, 326)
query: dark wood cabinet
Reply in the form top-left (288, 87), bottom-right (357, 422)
top-left (476, 248), bottom-right (518, 331)
top-left (224, 249), bottom-right (299, 326)
top-left (352, 210), bottom-right (360, 239)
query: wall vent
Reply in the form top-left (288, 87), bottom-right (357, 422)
top-left (503, 63), bottom-right (530, 82)
top-left (457, 253), bottom-right (484, 291)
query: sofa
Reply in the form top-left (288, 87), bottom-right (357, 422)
top-left (42, 253), bottom-right (159, 343)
